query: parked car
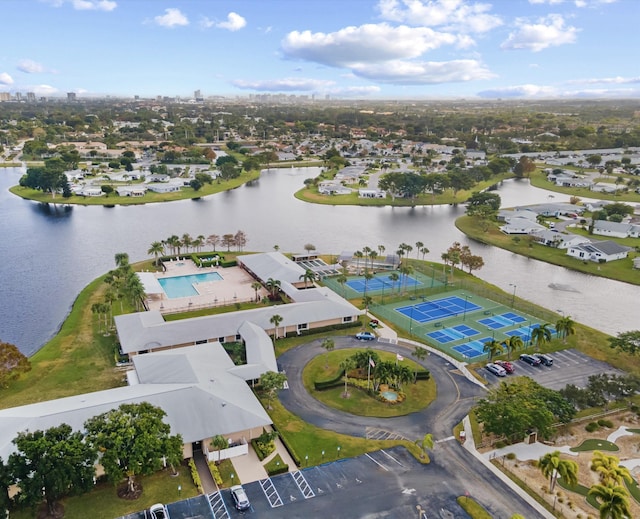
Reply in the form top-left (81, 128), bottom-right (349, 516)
top-left (520, 354), bottom-right (541, 366)
top-left (149, 504), bottom-right (169, 519)
top-left (494, 360), bottom-right (515, 374)
top-left (355, 331), bottom-right (376, 341)
top-left (534, 353), bottom-right (554, 366)
top-left (231, 484), bottom-right (251, 511)
top-left (485, 363), bottom-right (507, 377)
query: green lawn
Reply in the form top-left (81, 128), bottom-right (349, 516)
top-left (9, 467), bottom-right (198, 519)
top-left (294, 174), bottom-right (512, 207)
top-left (9, 168), bottom-right (261, 206)
top-left (529, 169), bottom-right (640, 203)
top-left (570, 439), bottom-right (619, 452)
top-left (456, 496), bottom-right (492, 519)
top-left (303, 349), bottom-right (436, 417)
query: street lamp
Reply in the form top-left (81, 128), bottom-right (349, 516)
top-left (509, 283), bottom-right (517, 308)
top-left (462, 294), bottom-right (472, 321)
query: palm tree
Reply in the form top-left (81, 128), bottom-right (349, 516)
top-left (336, 272), bottom-right (348, 297)
top-left (415, 433), bottom-right (434, 461)
top-left (166, 235), bottom-right (181, 256)
top-left (588, 483), bottom-right (631, 519)
top-left (321, 338), bottom-right (335, 369)
top-left (539, 451), bottom-right (578, 493)
top-left (377, 245), bottom-right (386, 258)
top-left (361, 246), bottom-right (372, 270)
top-left (389, 272), bottom-right (400, 294)
top-left (411, 346), bottom-right (428, 382)
top-left (299, 269), bottom-right (315, 289)
top-left (181, 233), bottom-right (193, 254)
top-left (415, 241), bottom-right (424, 260)
top-left (194, 235), bottom-right (205, 253)
top-left (395, 364), bottom-right (413, 390)
top-left (502, 336), bottom-right (524, 360)
top-left (396, 247), bottom-right (405, 267)
top-left (114, 252), bottom-right (129, 268)
top-left (340, 357), bottom-right (356, 398)
top-left (363, 270), bottom-right (374, 298)
top-left (147, 241), bottom-right (164, 267)
top-left (556, 315), bottom-right (576, 344)
top-left (353, 250), bottom-right (364, 272)
top-left (483, 339), bottom-right (503, 361)
top-left (269, 314), bottom-right (283, 343)
top-left (368, 249), bottom-right (378, 270)
top-left (400, 265), bottom-right (413, 293)
top-left (591, 451), bottom-right (633, 487)
top-left (210, 434), bottom-right (228, 465)
top-left (420, 247), bottom-right (430, 260)
top-left (265, 278), bottom-right (281, 300)
top-left (251, 281), bottom-right (262, 302)
top-left (362, 295), bottom-right (372, 311)
top-left (531, 323), bottom-right (553, 351)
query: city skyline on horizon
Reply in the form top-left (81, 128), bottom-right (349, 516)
top-left (1, 0), bottom-right (639, 101)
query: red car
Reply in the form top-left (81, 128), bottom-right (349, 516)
top-left (494, 360), bottom-right (515, 374)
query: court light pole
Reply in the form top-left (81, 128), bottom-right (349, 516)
top-left (509, 283), bottom-right (517, 308)
top-left (462, 294), bottom-right (472, 321)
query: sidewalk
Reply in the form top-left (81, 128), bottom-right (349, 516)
top-left (461, 416), bottom-right (556, 519)
top-left (193, 451), bottom-right (218, 494)
top-left (230, 427), bottom-right (297, 484)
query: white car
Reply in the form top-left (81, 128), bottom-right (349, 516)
top-left (486, 363), bottom-right (507, 377)
top-left (149, 503), bottom-right (169, 519)
top-left (231, 484), bottom-right (251, 511)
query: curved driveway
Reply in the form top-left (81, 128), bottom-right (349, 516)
top-left (277, 336), bottom-right (548, 518)
top-left (278, 336), bottom-right (484, 441)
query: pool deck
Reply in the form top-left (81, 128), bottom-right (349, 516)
top-left (146, 259), bottom-right (267, 313)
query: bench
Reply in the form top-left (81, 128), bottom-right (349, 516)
top-left (484, 310), bottom-right (491, 315)
top-left (434, 322), bottom-right (442, 328)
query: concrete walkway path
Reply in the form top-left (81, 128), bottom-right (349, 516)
top-left (193, 451), bottom-right (218, 494)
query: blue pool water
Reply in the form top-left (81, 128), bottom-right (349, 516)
top-left (158, 272), bottom-right (223, 298)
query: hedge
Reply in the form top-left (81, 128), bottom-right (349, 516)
top-left (271, 423), bottom-right (301, 467)
top-left (188, 458), bottom-right (203, 493)
top-left (208, 461), bottom-right (223, 486)
top-left (251, 437), bottom-right (276, 461)
top-left (314, 369), bottom-right (429, 390)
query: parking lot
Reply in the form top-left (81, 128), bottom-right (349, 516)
top-left (482, 348), bottom-right (624, 390)
top-left (117, 447), bottom-right (493, 519)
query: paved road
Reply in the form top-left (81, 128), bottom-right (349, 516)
top-left (277, 336), bottom-right (546, 518)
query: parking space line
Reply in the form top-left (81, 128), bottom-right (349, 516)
top-left (259, 477), bottom-right (284, 508)
top-left (365, 452), bottom-right (389, 471)
top-left (291, 470), bottom-right (316, 499)
top-left (207, 491), bottom-right (231, 519)
top-left (380, 449), bottom-right (405, 468)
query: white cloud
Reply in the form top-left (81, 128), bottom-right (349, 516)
top-left (377, 0), bottom-right (502, 33)
top-left (153, 8), bottom-right (189, 28)
top-left (17, 60), bottom-right (44, 74)
top-left (217, 12), bottom-right (246, 31)
top-left (351, 59), bottom-right (495, 84)
top-left (529, 0), bottom-right (617, 6)
top-left (42, 0), bottom-right (117, 11)
top-left (0, 73), bottom-right (14, 85)
top-left (231, 77), bottom-right (335, 92)
top-left (282, 23), bottom-right (469, 68)
top-left (31, 84), bottom-right (59, 95)
top-left (568, 76), bottom-right (640, 85)
top-left (500, 14), bottom-right (578, 52)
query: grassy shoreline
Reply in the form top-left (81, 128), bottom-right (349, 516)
top-left (455, 214), bottom-right (640, 286)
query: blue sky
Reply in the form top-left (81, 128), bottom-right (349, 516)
top-left (1, 0), bottom-right (638, 100)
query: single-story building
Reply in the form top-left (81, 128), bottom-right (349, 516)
top-left (500, 218), bottom-right (546, 235)
top-left (530, 230), bottom-right (588, 249)
top-left (116, 185), bottom-right (147, 197)
top-left (566, 240), bottom-right (632, 262)
top-left (592, 220), bottom-right (640, 239)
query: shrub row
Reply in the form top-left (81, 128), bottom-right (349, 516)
top-left (585, 418), bottom-right (614, 432)
top-left (251, 438), bottom-right (275, 461)
top-left (188, 458), bottom-right (203, 493)
top-left (314, 370), bottom-right (429, 391)
top-left (208, 461), bottom-right (223, 486)
top-left (288, 320), bottom-right (361, 339)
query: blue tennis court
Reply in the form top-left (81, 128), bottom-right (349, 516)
top-left (346, 274), bottom-right (421, 293)
top-left (427, 324), bottom-right (479, 344)
top-left (452, 337), bottom-right (493, 358)
top-left (502, 312), bottom-right (526, 323)
top-left (396, 296), bottom-right (481, 323)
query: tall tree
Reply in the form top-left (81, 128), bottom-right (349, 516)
top-left (502, 336), bottom-right (524, 361)
top-left (608, 331), bottom-right (640, 355)
top-left (483, 339), bottom-right (503, 361)
top-left (147, 241), bottom-right (164, 267)
top-left (591, 451), bottom-right (633, 487)
top-left (414, 433), bottom-right (434, 462)
top-left (299, 269), bottom-right (316, 289)
top-left (531, 323), bottom-right (553, 351)
top-left (251, 281), bottom-right (262, 302)
top-left (0, 340), bottom-right (31, 388)
top-left (340, 357), bottom-right (356, 398)
top-left (9, 424), bottom-right (97, 516)
top-left (206, 234), bottom-right (220, 252)
top-left (269, 314), bottom-right (283, 342)
top-left (588, 483), bottom-right (631, 519)
top-left (411, 346), bottom-right (428, 382)
top-left (259, 371), bottom-right (287, 410)
top-left (556, 315), bottom-right (576, 344)
top-left (321, 338), bottom-right (335, 369)
top-left (0, 456), bottom-right (14, 514)
top-left (538, 451), bottom-right (578, 492)
top-left (84, 402), bottom-right (183, 497)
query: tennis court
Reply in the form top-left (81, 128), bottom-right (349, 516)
top-left (478, 312), bottom-right (527, 330)
top-left (452, 338), bottom-right (494, 359)
top-left (396, 296), bottom-right (481, 323)
top-left (346, 274), bottom-right (421, 293)
top-left (427, 324), bottom-right (479, 344)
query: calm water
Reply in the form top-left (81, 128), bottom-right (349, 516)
top-left (0, 166), bottom-right (636, 355)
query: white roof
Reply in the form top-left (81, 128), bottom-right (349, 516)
top-left (0, 344), bottom-right (272, 460)
top-left (237, 252), bottom-right (306, 284)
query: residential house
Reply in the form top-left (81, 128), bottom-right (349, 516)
top-left (530, 230), bottom-right (588, 249)
top-left (500, 218), bottom-right (546, 235)
top-left (566, 241), bottom-right (632, 262)
top-left (592, 220), bottom-right (640, 239)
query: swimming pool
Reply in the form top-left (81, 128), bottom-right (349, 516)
top-left (158, 272), bottom-right (223, 298)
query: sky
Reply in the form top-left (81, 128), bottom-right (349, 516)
top-left (1, 0), bottom-right (638, 100)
